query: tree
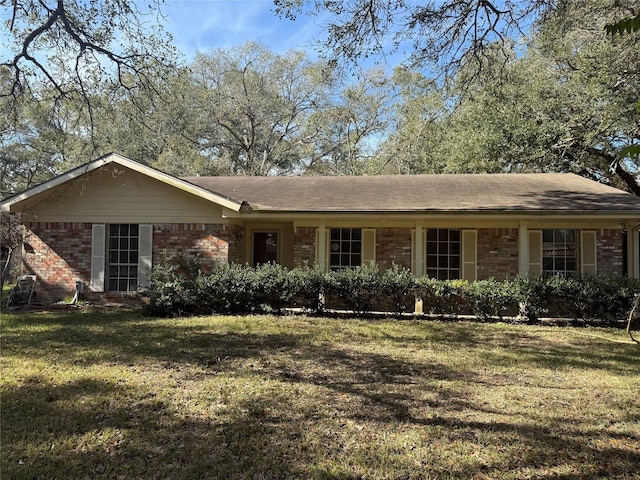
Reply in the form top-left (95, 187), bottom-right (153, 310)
top-left (186, 43), bottom-right (328, 175)
top-left (367, 67), bottom-right (449, 175)
top-left (0, 211), bottom-right (26, 291)
top-left (1, 0), bottom-right (178, 129)
top-left (377, 0), bottom-right (640, 193)
top-left (302, 68), bottom-right (393, 175)
top-left (178, 42), bottom-right (390, 176)
top-left (275, 0), bottom-right (555, 81)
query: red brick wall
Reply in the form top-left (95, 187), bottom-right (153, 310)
top-left (226, 224), bottom-right (245, 264)
top-left (375, 228), bottom-right (412, 271)
top-left (477, 228), bottom-right (519, 280)
top-left (151, 223), bottom-right (230, 271)
top-left (597, 229), bottom-right (624, 276)
top-left (21, 222), bottom-right (233, 303)
top-left (22, 222), bottom-right (93, 303)
top-left (293, 227), bottom-right (317, 267)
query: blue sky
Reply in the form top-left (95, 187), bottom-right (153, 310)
top-left (160, 0), bottom-right (327, 58)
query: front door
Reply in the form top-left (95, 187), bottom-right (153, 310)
top-left (253, 232), bottom-right (279, 265)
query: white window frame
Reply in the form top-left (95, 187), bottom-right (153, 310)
top-left (91, 223), bottom-right (152, 292)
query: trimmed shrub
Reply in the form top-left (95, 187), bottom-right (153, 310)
top-left (145, 254), bottom-right (640, 324)
top-left (327, 263), bottom-right (382, 315)
top-left (463, 278), bottom-right (517, 321)
top-left (512, 275), bottom-right (552, 323)
top-left (380, 264), bottom-right (416, 314)
top-left (288, 264), bottom-right (328, 314)
top-left (253, 262), bottom-right (298, 313)
top-left (415, 277), bottom-right (467, 317)
top-left (145, 253), bottom-right (203, 317)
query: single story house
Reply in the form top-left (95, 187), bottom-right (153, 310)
top-left (2, 152), bottom-right (640, 303)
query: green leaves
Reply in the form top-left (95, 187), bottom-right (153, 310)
top-left (606, 13), bottom-right (640, 35)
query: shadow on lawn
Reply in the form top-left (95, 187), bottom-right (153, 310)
top-left (3, 311), bottom-right (640, 479)
top-left (1, 375), bottom-right (315, 479)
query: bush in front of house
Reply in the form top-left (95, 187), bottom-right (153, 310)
top-left (463, 278), bottom-right (518, 321)
top-left (144, 253), bottom-right (640, 324)
top-left (326, 263), bottom-right (382, 315)
top-left (145, 253), bottom-right (203, 317)
top-left (414, 277), bottom-right (466, 317)
top-left (380, 264), bottom-right (417, 314)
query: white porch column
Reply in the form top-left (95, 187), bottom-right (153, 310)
top-left (414, 222), bottom-right (424, 277)
top-left (316, 223), bottom-right (327, 271)
top-left (413, 223), bottom-right (424, 314)
top-left (518, 220), bottom-right (529, 277)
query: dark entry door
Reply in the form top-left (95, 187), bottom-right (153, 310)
top-left (253, 232), bottom-right (279, 265)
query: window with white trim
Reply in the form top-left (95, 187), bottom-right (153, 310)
top-left (426, 228), bottom-right (461, 280)
top-left (329, 228), bottom-right (362, 270)
top-left (107, 224), bottom-right (139, 292)
top-left (542, 229), bottom-right (577, 276)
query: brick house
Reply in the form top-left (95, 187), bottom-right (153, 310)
top-left (2, 152), bottom-right (640, 303)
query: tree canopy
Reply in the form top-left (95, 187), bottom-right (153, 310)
top-left (373, 0), bottom-right (640, 192)
top-left (275, 0), bottom-right (556, 79)
top-left (1, 0), bottom-right (639, 200)
top-left (1, 0), bottom-right (178, 127)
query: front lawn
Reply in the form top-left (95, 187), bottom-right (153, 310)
top-left (1, 310), bottom-right (639, 479)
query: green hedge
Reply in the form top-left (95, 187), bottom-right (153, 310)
top-left (144, 254), bottom-right (640, 324)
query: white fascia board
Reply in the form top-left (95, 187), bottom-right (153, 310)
top-left (0, 152), bottom-right (243, 212)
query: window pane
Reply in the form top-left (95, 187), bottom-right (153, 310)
top-left (329, 228), bottom-right (362, 270)
top-left (107, 224), bottom-right (140, 291)
top-left (425, 229), bottom-right (460, 280)
top-left (542, 229), bottom-right (578, 276)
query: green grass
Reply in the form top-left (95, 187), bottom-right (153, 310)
top-left (1, 310), bottom-right (639, 479)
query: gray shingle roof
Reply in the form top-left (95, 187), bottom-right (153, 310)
top-left (183, 173), bottom-right (640, 213)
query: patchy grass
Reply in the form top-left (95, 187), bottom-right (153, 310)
top-left (1, 309), bottom-right (639, 479)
